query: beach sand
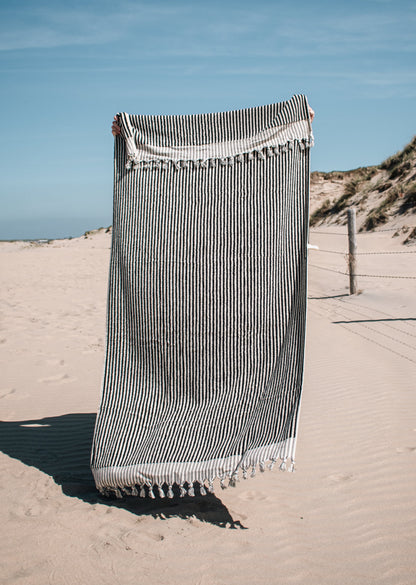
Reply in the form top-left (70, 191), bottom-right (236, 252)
top-left (1, 227), bottom-right (415, 585)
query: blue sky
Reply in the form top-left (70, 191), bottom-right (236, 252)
top-left (1, 0), bottom-right (415, 239)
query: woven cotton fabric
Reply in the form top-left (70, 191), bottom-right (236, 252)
top-left (91, 94), bottom-right (313, 499)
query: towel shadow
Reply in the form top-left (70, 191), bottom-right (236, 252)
top-left (0, 414), bottom-right (247, 529)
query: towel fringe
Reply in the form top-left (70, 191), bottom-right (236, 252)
top-left (125, 138), bottom-right (313, 171)
top-left (98, 455), bottom-right (296, 499)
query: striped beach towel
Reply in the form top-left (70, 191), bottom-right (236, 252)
top-left (91, 94), bottom-right (313, 499)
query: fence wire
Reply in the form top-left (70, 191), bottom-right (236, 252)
top-left (308, 226), bottom-right (416, 280)
top-left (309, 264), bottom-right (416, 280)
top-left (310, 226), bottom-right (416, 235)
top-left (312, 248), bottom-right (416, 256)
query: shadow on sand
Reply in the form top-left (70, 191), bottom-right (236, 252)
top-left (0, 413), bottom-right (247, 529)
top-left (308, 293), bottom-right (350, 300)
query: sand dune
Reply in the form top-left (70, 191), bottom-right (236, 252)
top-left (1, 228), bottom-right (415, 585)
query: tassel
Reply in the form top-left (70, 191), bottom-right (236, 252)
top-left (148, 485), bottom-right (155, 499)
top-left (228, 157), bottom-right (234, 166)
top-left (268, 460), bottom-right (276, 471)
top-left (208, 479), bottom-right (215, 493)
top-left (250, 466), bottom-right (256, 478)
top-left (288, 459), bottom-right (296, 473)
top-left (209, 159), bottom-right (217, 168)
top-left (266, 147), bottom-right (274, 157)
top-left (248, 151), bottom-right (254, 160)
top-left (259, 461), bottom-right (265, 473)
top-left (139, 485), bottom-right (146, 498)
top-left (273, 146), bottom-right (280, 155)
top-left (229, 474), bottom-right (238, 488)
top-left (179, 484), bottom-right (187, 498)
top-left (167, 485), bottom-right (174, 499)
top-left (257, 149), bottom-right (265, 160)
top-left (200, 484), bottom-right (207, 496)
top-left (200, 159), bottom-right (209, 168)
top-left (114, 488), bottom-right (123, 499)
top-left (219, 158), bottom-right (228, 166)
top-left (279, 458), bottom-right (287, 471)
top-left (242, 468), bottom-right (248, 480)
top-left (131, 486), bottom-right (138, 496)
top-left (236, 154), bottom-right (244, 163)
top-left (188, 484), bottom-right (195, 497)
top-left (220, 475), bottom-right (227, 490)
top-left (158, 485), bottom-right (165, 498)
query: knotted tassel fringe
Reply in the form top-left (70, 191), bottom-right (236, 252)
top-left (125, 138), bottom-right (313, 172)
top-left (98, 455), bottom-right (297, 500)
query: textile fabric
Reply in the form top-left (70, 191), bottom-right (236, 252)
top-left (91, 94), bottom-right (313, 498)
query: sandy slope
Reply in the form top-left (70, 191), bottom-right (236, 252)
top-left (0, 229), bottom-right (415, 585)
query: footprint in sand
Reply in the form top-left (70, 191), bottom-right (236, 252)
top-left (45, 359), bottom-right (65, 366)
top-left (237, 490), bottom-right (271, 502)
top-left (147, 533), bottom-right (165, 542)
top-left (0, 388), bottom-right (16, 399)
top-left (38, 373), bottom-right (76, 384)
top-left (326, 473), bottom-right (355, 483)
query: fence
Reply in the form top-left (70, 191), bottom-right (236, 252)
top-left (308, 207), bottom-right (416, 294)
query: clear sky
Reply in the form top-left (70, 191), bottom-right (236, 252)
top-left (1, 0), bottom-right (415, 240)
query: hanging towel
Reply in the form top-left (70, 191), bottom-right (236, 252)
top-left (91, 94), bottom-right (313, 498)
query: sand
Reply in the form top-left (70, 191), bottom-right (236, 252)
top-left (1, 227), bottom-right (415, 585)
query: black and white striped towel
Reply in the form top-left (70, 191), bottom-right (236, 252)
top-left (91, 94), bottom-right (313, 499)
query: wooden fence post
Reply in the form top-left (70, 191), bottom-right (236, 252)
top-left (347, 207), bottom-right (357, 294)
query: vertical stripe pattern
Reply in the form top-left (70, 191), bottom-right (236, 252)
top-left (91, 95), bottom-right (313, 498)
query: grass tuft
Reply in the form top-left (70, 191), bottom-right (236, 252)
top-left (398, 181), bottom-right (416, 214)
top-left (403, 226), bottom-right (416, 245)
top-left (309, 199), bottom-right (331, 226)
